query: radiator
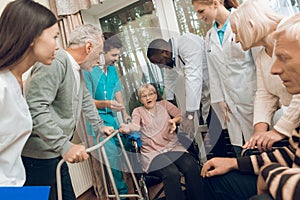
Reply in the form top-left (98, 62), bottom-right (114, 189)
top-left (67, 160), bottom-right (93, 197)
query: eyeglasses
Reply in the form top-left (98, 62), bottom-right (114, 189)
top-left (140, 92), bottom-right (156, 99)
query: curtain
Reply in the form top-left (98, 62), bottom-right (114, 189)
top-left (49, 0), bottom-right (104, 48)
top-left (57, 13), bottom-right (83, 48)
top-left (49, 0), bottom-right (84, 48)
top-left (54, 0), bottom-right (103, 16)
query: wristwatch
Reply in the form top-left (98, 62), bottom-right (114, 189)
top-left (186, 111), bottom-right (195, 120)
top-left (187, 114), bottom-right (194, 120)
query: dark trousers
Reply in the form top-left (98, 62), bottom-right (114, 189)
top-left (22, 156), bottom-right (76, 200)
top-left (203, 170), bottom-right (257, 200)
top-left (148, 152), bottom-right (203, 200)
top-left (249, 194), bottom-right (274, 200)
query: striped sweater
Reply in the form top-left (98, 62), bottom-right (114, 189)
top-left (237, 130), bottom-right (300, 200)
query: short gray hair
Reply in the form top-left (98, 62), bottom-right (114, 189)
top-left (137, 84), bottom-right (156, 99)
top-left (68, 24), bottom-right (102, 47)
top-left (274, 13), bottom-right (300, 46)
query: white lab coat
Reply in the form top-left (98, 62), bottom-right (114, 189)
top-left (164, 33), bottom-right (209, 114)
top-left (205, 16), bottom-right (257, 146)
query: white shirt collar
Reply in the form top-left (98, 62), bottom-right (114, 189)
top-left (65, 50), bottom-right (80, 94)
top-left (65, 51), bottom-right (80, 71)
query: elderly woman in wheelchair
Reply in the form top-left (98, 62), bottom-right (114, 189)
top-left (119, 83), bottom-right (202, 200)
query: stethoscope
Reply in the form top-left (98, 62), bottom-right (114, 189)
top-left (207, 32), bottom-right (212, 53)
top-left (206, 31), bottom-right (235, 53)
top-left (99, 65), bottom-right (108, 114)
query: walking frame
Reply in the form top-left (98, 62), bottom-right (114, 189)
top-left (56, 130), bottom-right (145, 200)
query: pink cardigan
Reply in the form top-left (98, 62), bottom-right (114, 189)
top-left (131, 100), bottom-right (186, 172)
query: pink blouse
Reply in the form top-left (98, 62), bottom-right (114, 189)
top-left (131, 100), bottom-right (186, 172)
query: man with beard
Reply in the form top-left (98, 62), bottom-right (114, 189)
top-left (147, 33), bottom-right (209, 138)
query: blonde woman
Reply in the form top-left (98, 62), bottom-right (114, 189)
top-left (192, 0), bottom-right (257, 156)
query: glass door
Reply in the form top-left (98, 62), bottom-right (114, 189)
top-left (100, 0), bottom-right (165, 113)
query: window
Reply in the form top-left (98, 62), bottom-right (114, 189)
top-left (268, 0), bottom-right (299, 15)
top-left (100, 0), bottom-right (165, 113)
top-left (173, 0), bottom-right (211, 37)
top-left (173, 0), bottom-right (299, 38)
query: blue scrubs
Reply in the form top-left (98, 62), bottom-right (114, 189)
top-left (84, 65), bottom-right (128, 195)
top-left (213, 14), bottom-right (230, 45)
top-left (85, 65), bottom-right (122, 129)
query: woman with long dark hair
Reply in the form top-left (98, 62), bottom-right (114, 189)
top-left (0, 0), bottom-right (59, 186)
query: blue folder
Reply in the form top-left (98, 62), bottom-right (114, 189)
top-left (0, 186), bottom-right (50, 200)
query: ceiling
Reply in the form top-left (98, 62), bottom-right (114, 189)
top-left (83, 0), bottom-right (138, 18)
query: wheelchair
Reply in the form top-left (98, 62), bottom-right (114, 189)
top-left (93, 131), bottom-right (147, 200)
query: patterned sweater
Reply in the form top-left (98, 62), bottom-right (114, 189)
top-left (237, 130), bottom-right (300, 200)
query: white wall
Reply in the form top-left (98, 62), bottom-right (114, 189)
top-left (81, 11), bottom-right (100, 28)
top-left (0, 0), bottom-right (50, 14)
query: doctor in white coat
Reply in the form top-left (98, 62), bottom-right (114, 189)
top-left (192, 0), bottom-right (257, 155)
top-left (147, 33), bottom-right (209, 136)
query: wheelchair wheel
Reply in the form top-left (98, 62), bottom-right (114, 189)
top-left (138, 175), bottom-right (149, 200)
